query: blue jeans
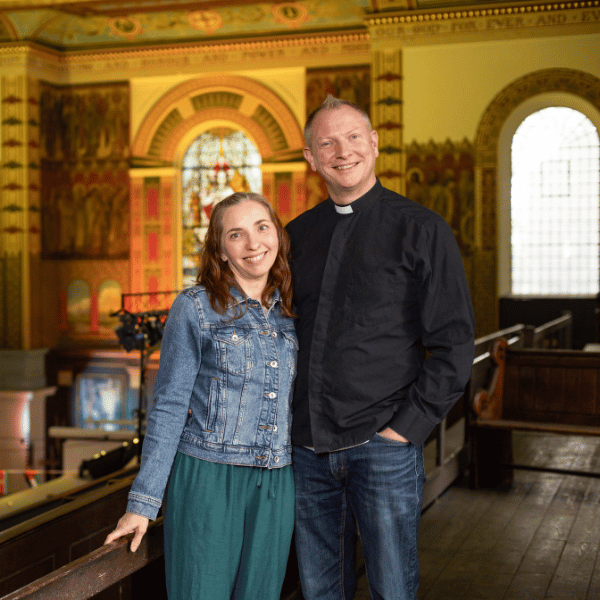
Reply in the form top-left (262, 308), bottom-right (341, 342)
top-left (293, 435), bottom-right (425, 600)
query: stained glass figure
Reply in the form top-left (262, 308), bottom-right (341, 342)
top-left (181, 128), bottom-right (262, 287)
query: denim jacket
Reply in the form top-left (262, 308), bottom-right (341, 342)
top-left (126, 286), bottom-right (297, 520)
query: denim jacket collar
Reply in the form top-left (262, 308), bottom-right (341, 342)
top-left (228, 286), bottom-right (281, 309)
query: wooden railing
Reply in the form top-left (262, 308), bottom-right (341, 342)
top-left (1, 521), bottom-right (164, 600)
top-left (0, 470), bottom-right (136, 599)
top-left (0, 313), bottom-right (576, 600)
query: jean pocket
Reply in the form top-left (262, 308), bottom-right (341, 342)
top-left (374, 432), bottom-right (411, 446)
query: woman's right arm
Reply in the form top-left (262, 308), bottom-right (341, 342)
top-left (115, 293), bottom-right (204, 524)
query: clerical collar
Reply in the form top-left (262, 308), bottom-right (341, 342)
top-left (328, 179), bottom-right (382, 215)
top-left (333, 203), bottom-right (353, 214)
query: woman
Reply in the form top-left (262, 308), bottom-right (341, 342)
top-left (105, 192), bottom-right (297, 600)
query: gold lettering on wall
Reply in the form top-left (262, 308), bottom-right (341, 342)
top-left (368, 3), bottom-right (600, 45)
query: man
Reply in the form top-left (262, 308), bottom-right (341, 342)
top-left (286, 95), bottom-right (475, 600)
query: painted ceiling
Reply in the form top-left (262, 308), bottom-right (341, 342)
top-left (0, 0), bottom-right (514, 50)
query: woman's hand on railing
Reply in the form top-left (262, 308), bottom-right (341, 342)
top-left (104, 512), bottom-right (149, 552)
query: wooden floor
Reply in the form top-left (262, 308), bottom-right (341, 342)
top-left (354, 431), bottom-right (600, 600)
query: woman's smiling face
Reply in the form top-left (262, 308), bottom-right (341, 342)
top-left (220, 200), bottom-right (279, 293)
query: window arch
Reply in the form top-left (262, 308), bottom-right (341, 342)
top-left (67, 279), bottom-right (91, 333)
top-left (497, 92), bottom-right (600, 297)
top-left (128, 74), bottom-right (305, 296)
top-left (510, 107), bottom-right (599, 295)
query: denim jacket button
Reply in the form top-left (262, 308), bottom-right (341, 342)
top-left (271, 331), bottom-right (277, 338)
top-left (267, 392), bottom-right (276, 399)
top-left (273, 425), bottom-right (278, 432)
top-left (269, 361), bottom-right (278, 368)
top-left (274, 456), bottom-right (279, 462)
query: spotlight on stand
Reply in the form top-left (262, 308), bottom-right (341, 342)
top-left (112, 309), bottom-right (170, 462)
top-left (114, 310), bottom-right (169, 352)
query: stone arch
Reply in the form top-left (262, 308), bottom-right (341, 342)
top-left (129, 75), bottom-right (306, 295)
top-left (475, 68), bottom-right (600, 251)
top-left (473, 68), bottom-right (600, 333)
top-left (131, 75), bottom-right (304, 162)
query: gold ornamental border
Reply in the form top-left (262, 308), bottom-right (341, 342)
top-left (366, 0), bottom-right (600, 24)
top-left (0, 31), bottom-right (370, 62)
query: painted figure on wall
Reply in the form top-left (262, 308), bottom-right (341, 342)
top-left (405, 141), bottom-right (475, 253)
top-left (41, 171), bottom-right (129, 259)
top-left (98, 280), bottom-right (123, 334)
top-left (40, 83), bottom-right (129, 162)
top-left (40, 82), bottom-right (130, 259)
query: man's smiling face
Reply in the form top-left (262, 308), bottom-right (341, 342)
top-left (304, 105), bottom-right (379, 205)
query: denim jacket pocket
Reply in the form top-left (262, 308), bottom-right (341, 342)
top-left (212, 325), bottom-right (253, 375)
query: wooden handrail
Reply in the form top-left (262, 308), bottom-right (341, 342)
top-left (2, 520), bottom-right (164, 600)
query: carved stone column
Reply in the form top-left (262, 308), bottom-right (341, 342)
top-left (0, 75), bottom-right (42, 350)
top-left (370, 50), bottom-right (404, 196)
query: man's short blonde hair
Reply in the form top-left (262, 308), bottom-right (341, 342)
top-left (304, 94), bottom-right (373, 149)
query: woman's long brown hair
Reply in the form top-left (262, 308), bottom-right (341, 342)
top-left (196, 192), bottom-right (295, 319)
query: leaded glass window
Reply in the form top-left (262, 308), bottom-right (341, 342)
top-left (181, 128), bottom-right (262, 287)
top-left (511, 107), bottom-right (600, 295)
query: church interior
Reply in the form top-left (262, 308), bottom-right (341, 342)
top-left (0, 0), bottom-right (599, 598)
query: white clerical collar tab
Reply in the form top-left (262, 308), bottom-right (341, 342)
top-left (334, 203), bottom-right (353, 214)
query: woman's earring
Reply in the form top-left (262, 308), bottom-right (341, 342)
top-left (221, 255), bottom-right (228, 262)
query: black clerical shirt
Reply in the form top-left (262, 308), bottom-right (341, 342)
top-left (286, 180), bottom-right (475, 452)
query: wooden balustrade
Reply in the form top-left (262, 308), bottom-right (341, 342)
top-left (1, 521), bottom-right (164, 600)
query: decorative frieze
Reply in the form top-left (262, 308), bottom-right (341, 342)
top-left (0, 33), bottom-right (371, 84)
top-left (367, 1), bottom-right (600, 46)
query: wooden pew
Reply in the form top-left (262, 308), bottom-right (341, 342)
top-left (521, 310), bottom-right (572, 349)
top-left (470, 337), bottom-right (600, 487)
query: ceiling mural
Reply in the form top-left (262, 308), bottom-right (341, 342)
top-left (0, 0), bottom-right (513, 49)
top-left (0, 1), bottom-right (367, 48)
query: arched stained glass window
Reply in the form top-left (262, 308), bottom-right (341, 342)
top-left (181, 128), bottom-right (262, 287)
top-left (511, 107), bottom-right (600, 295)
